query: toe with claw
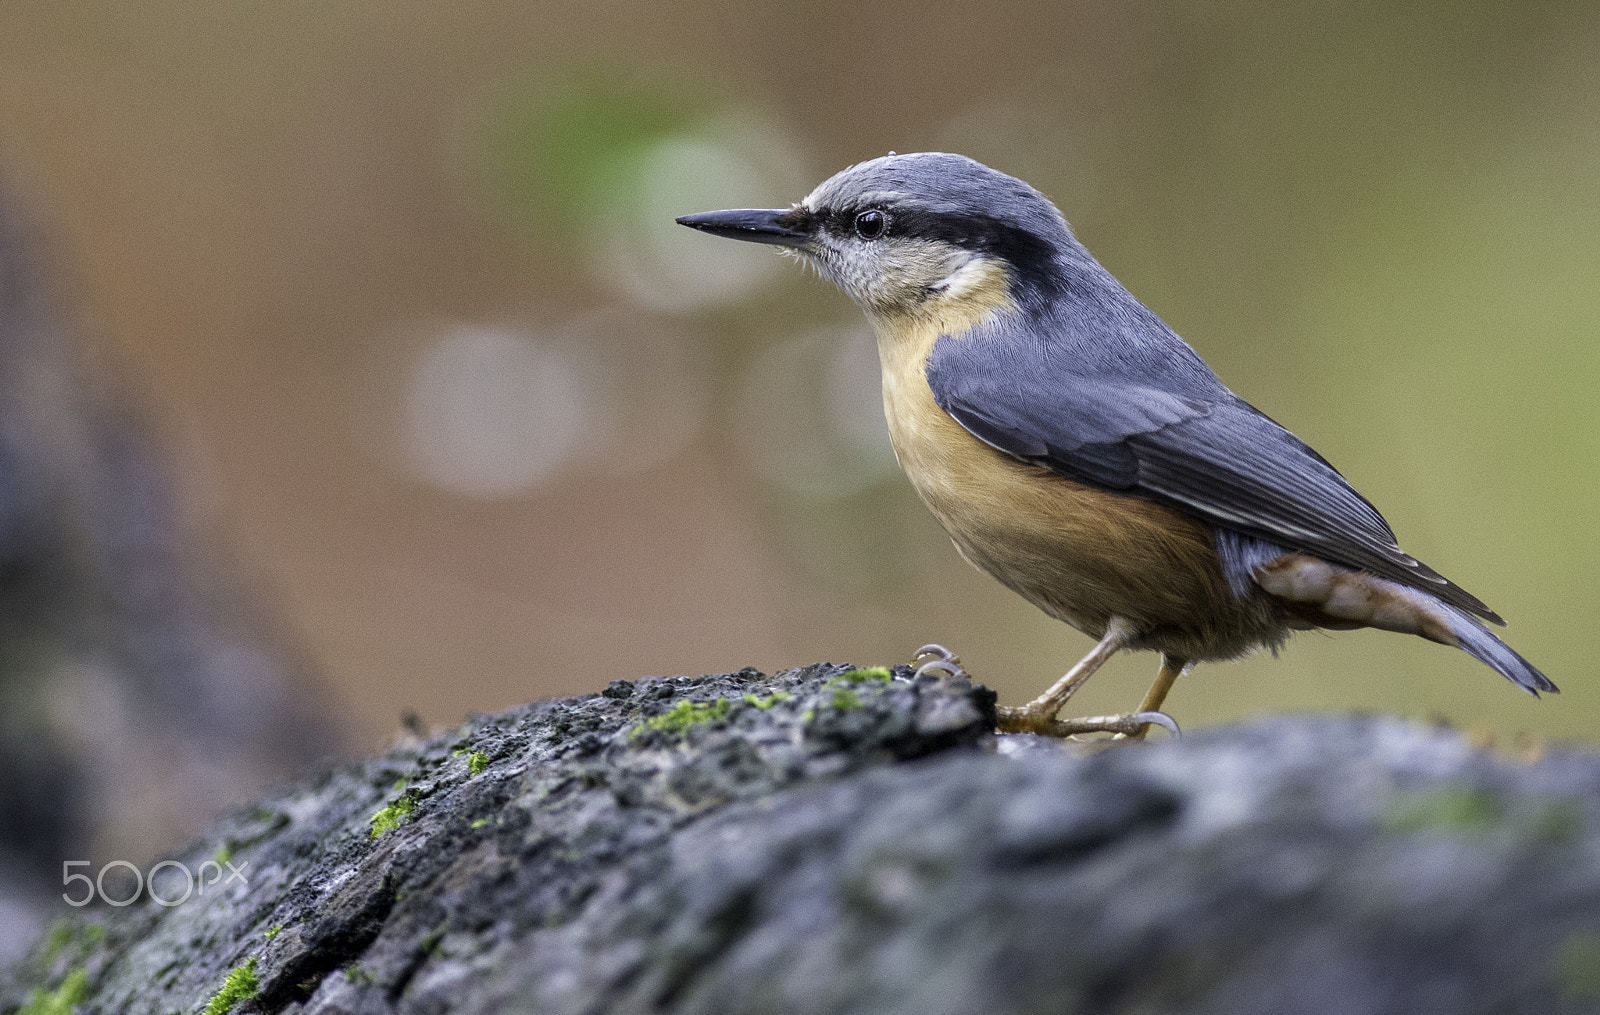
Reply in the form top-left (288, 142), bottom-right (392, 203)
top-left (996, 707), bottom-right (1181, 740)
top-left (911, 643), bottom-right (967, 680)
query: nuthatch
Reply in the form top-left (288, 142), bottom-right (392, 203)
top-left (679, 152), bottom-right (1554, 739)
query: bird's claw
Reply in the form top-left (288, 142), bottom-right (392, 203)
top-left (995, 706), bottom-right (1180, 741)
top-left (912, 643), bottom-right (960, 667)
top-left (1121, 710), bottom-right (1182, 739)
top-left (911, 643), bottom-right (967, 680)
top-left (912, 659), bottom-right (965, 680)
top-left (1059, 709), bottom-right (1180, 739)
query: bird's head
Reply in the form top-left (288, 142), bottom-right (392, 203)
top-left (677, 152), bottom-right (1074, 326)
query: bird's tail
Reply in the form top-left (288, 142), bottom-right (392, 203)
top-left (1255, 554), bottom-right (1556, 696)
top-left (1441, 603), bottom-right (1557, 696)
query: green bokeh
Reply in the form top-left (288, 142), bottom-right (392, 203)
top-left (485, 69), bottom-right (716, 241)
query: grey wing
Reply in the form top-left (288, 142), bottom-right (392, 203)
top-left (926, 334), bottom-right (1504, 625)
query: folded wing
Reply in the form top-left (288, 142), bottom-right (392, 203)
top-left (926, 322), bottom-right (1503, 624)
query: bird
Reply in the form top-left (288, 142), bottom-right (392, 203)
top-left (677, 152), bottom-right (1554, 740)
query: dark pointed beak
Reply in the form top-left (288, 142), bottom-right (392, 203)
top-left (675, 208), bottom-right (809, 247)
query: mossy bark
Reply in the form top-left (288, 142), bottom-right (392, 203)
top-left (6, 663), bottom-right (1600, 1015)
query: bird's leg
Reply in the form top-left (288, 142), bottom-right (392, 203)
top-left (995, 618), bottom-right (1135, 735)
top-left (1110, 654), bottom-right (1190, 742)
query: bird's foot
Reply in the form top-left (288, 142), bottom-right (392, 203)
top-left (995, 705), bottom-right (1180, 741)
top-left (911, 643), bottom-right (967, 680)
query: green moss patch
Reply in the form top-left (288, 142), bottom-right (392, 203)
top-left (742, 691), bottom-right (790, 710)
top-left (830, 688), bottom-right (863, 710)
top-left (35, 919), bottom-right (104, 972)
top-left (1556, 931), bottom-right (1600, 999)
top-left (454, 749), bottom-right (491, 775)
top-left (640, 698), bottom-right (733, 735)
top-left (37, 921), bottom-right (74, 964)
top-left (201, 959), bottom-right (258, 1015)
top-left (833, 667), bottom-right (892, 684)
top-left (18, 968), bottom-right (87, 1015)
top-left (370, 787), bottom-right (419, 838)
top-left (1384, 787), bottom-right (1500, 837)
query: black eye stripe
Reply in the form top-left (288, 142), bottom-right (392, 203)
top-left (808, 202), bottom-right (1060, 297)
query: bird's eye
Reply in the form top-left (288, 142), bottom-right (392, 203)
top-left (854, 209), bottom-right (887, 240)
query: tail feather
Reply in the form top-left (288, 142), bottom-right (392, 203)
top-left (1443, 605), bottom-right (1558, 697)
top-left (1252, 551), bottom-right (1555, 696)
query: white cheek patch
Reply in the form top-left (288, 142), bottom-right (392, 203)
top-left (879, 240), bottom-right (970, 294)
top-left (931, 255), bottom-right (997, 300)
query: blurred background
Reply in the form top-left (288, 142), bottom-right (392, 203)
top-left (1, 0), bottom-right (1598, 954)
